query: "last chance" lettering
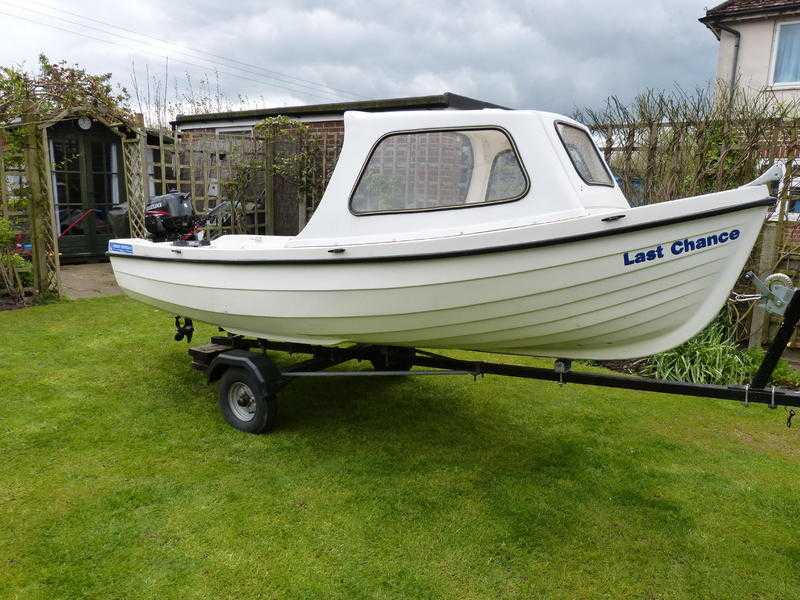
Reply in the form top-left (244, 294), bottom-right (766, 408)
top-left (623, 228), bottom-right (740, 266)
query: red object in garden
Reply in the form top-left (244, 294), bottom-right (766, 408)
top-left (58, 208), bottom-right (96, 239)
top-left (14, 233), bottom-right (32, 257)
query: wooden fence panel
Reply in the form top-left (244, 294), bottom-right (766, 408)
top-left (138, 128), bottom-right (345, 238)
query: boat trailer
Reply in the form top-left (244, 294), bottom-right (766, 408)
top-left (184, 272), bottom-right (800, 433)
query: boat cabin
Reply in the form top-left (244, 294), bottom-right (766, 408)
top-left (292, 109), bottom-right (629, 245)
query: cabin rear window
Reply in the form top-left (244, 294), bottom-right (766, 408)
top-left (555, 122), bottom-right (613, 186)
top-left (350, 128), bottom-right (528, 214)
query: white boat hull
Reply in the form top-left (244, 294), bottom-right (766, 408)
top-left (110, 198), bottom-right (769, 360)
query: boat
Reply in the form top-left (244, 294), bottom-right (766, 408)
top-left (107, 109), bottom-right (779, 360)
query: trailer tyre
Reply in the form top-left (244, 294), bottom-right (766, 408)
top-left (218, 367), bottom-right (277, 433)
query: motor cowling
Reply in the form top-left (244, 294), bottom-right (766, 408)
top-left (145, 192), bottom-right (194, 242)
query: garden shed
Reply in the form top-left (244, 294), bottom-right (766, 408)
top-left (1, 106), bottom-right (147, 297)
top-left (46, 115), bottom-right (132, 261)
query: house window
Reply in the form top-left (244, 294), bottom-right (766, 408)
top-left (555, 122), bottom-right (614, 186)
top-left (774, 22), bottom-right (800, 84)
top-left (350, 128), bottom-right (528, 214)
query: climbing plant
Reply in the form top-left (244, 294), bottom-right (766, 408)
top-left (0, 55), bottom-right (133, 129)
top-left (256, 115), bottom-right (322, 223)
top-left (221, 115), bottom-right (321, 234)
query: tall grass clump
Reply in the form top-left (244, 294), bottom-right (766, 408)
top-left (641, 311), bottom-right (750, 385)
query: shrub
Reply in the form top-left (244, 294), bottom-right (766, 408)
top-left (0, 216), bottom-right (31, 298)
top-left (0, 217), bottom-right (13, 248)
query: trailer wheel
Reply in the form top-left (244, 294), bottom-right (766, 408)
top-left (218, 367), bottom-right (277, 433)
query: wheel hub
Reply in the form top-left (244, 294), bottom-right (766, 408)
top-left (228, 381), bottom-right (257, 422)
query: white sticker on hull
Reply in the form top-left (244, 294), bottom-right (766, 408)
top-left (623, 228), bottom-right (741, 266)
top-left (109, 242), bottom-right (134, 255)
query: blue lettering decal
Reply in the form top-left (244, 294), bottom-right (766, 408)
top-left (624, 229), bottom-right (741, 267)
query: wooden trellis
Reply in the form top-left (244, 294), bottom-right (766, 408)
top-left (122, 135), bottom-right (147, 238)
top-left (25, 127), bottom-right (60, 294)
top-left (146, 132), bottom-right (267, 236)
top-left (141, 125), bottom-right (345, 237)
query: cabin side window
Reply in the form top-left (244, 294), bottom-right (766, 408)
top-left (555, 122), bottom-right (614, 187)
top-left (350, 128), bottom-right (528, 215)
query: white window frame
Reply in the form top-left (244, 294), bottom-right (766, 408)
top-left (770, 19), bottom-right (800, 87)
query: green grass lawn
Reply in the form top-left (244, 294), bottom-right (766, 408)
top-left (2, 296), bottom-right (800, 599)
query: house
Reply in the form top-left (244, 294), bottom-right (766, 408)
top-left (700, 0), bottom-right (800, 100)
top-left (172, 92), bottom-right (505, 136)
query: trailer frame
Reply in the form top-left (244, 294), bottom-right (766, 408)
top-left (187, 288), bottom-right (800, 433)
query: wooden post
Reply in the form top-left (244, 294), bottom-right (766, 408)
top-left (777, 156), bottom-right (795, 248)
top-left (22, 126), bottom-right (60, 295)
top-left (25, 131), bottom-right (46, 292)
top-left (0, 150), bottom-right (6, 218)
top-left (298, 153), bottom-right (308, 232)
top-left (749, 222), bottom-right (778, 348)
top-left (188, 142), bottom-right (195, 207)
top-left (174, 138), bottom-right (181, 194)
top-left (39, 128), bottom-right (61, 293)
top-left (158, 129), bottom-right (166, 195)
top-left (214, 132), bottom-right (223, 233)
top-left (140, 135), bottom-right (150, 224)
top-left (264, 140), bottom-right (275, 235)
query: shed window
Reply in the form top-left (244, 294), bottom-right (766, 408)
top-left (555, 123), bottom-right (613, 186)
top-left (774, 22), bottom-right (800, 84)
top-left (350, 129), bottom-right (527, 214)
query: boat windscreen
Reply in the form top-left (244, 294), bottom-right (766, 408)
top-left (350, 128), bottom-right (528, 215)
top-left (555, 123), bottom-right (613, 187)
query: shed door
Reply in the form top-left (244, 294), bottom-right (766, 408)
top-left (49, 121), bottom-right (124, 260)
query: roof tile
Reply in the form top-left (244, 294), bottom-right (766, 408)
top-left (704, 0), bottom-right (800, 19)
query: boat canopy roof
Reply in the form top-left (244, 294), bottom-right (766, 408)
top-left (294, 109), bottom-right (630, 245)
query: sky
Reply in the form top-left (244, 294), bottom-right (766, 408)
top-left (0, 0), bottom-right (721, 119)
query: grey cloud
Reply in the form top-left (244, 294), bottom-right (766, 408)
top-left (0, 0), bottom-right (717, 115)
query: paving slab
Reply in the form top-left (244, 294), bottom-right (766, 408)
top-left (60, 263), bottom-right (122, 299)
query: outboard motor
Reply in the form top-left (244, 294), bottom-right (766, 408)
top-left (107, 202), bottom-right (130, 238)
top-left (144, 191), bottom-right (194, 242)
